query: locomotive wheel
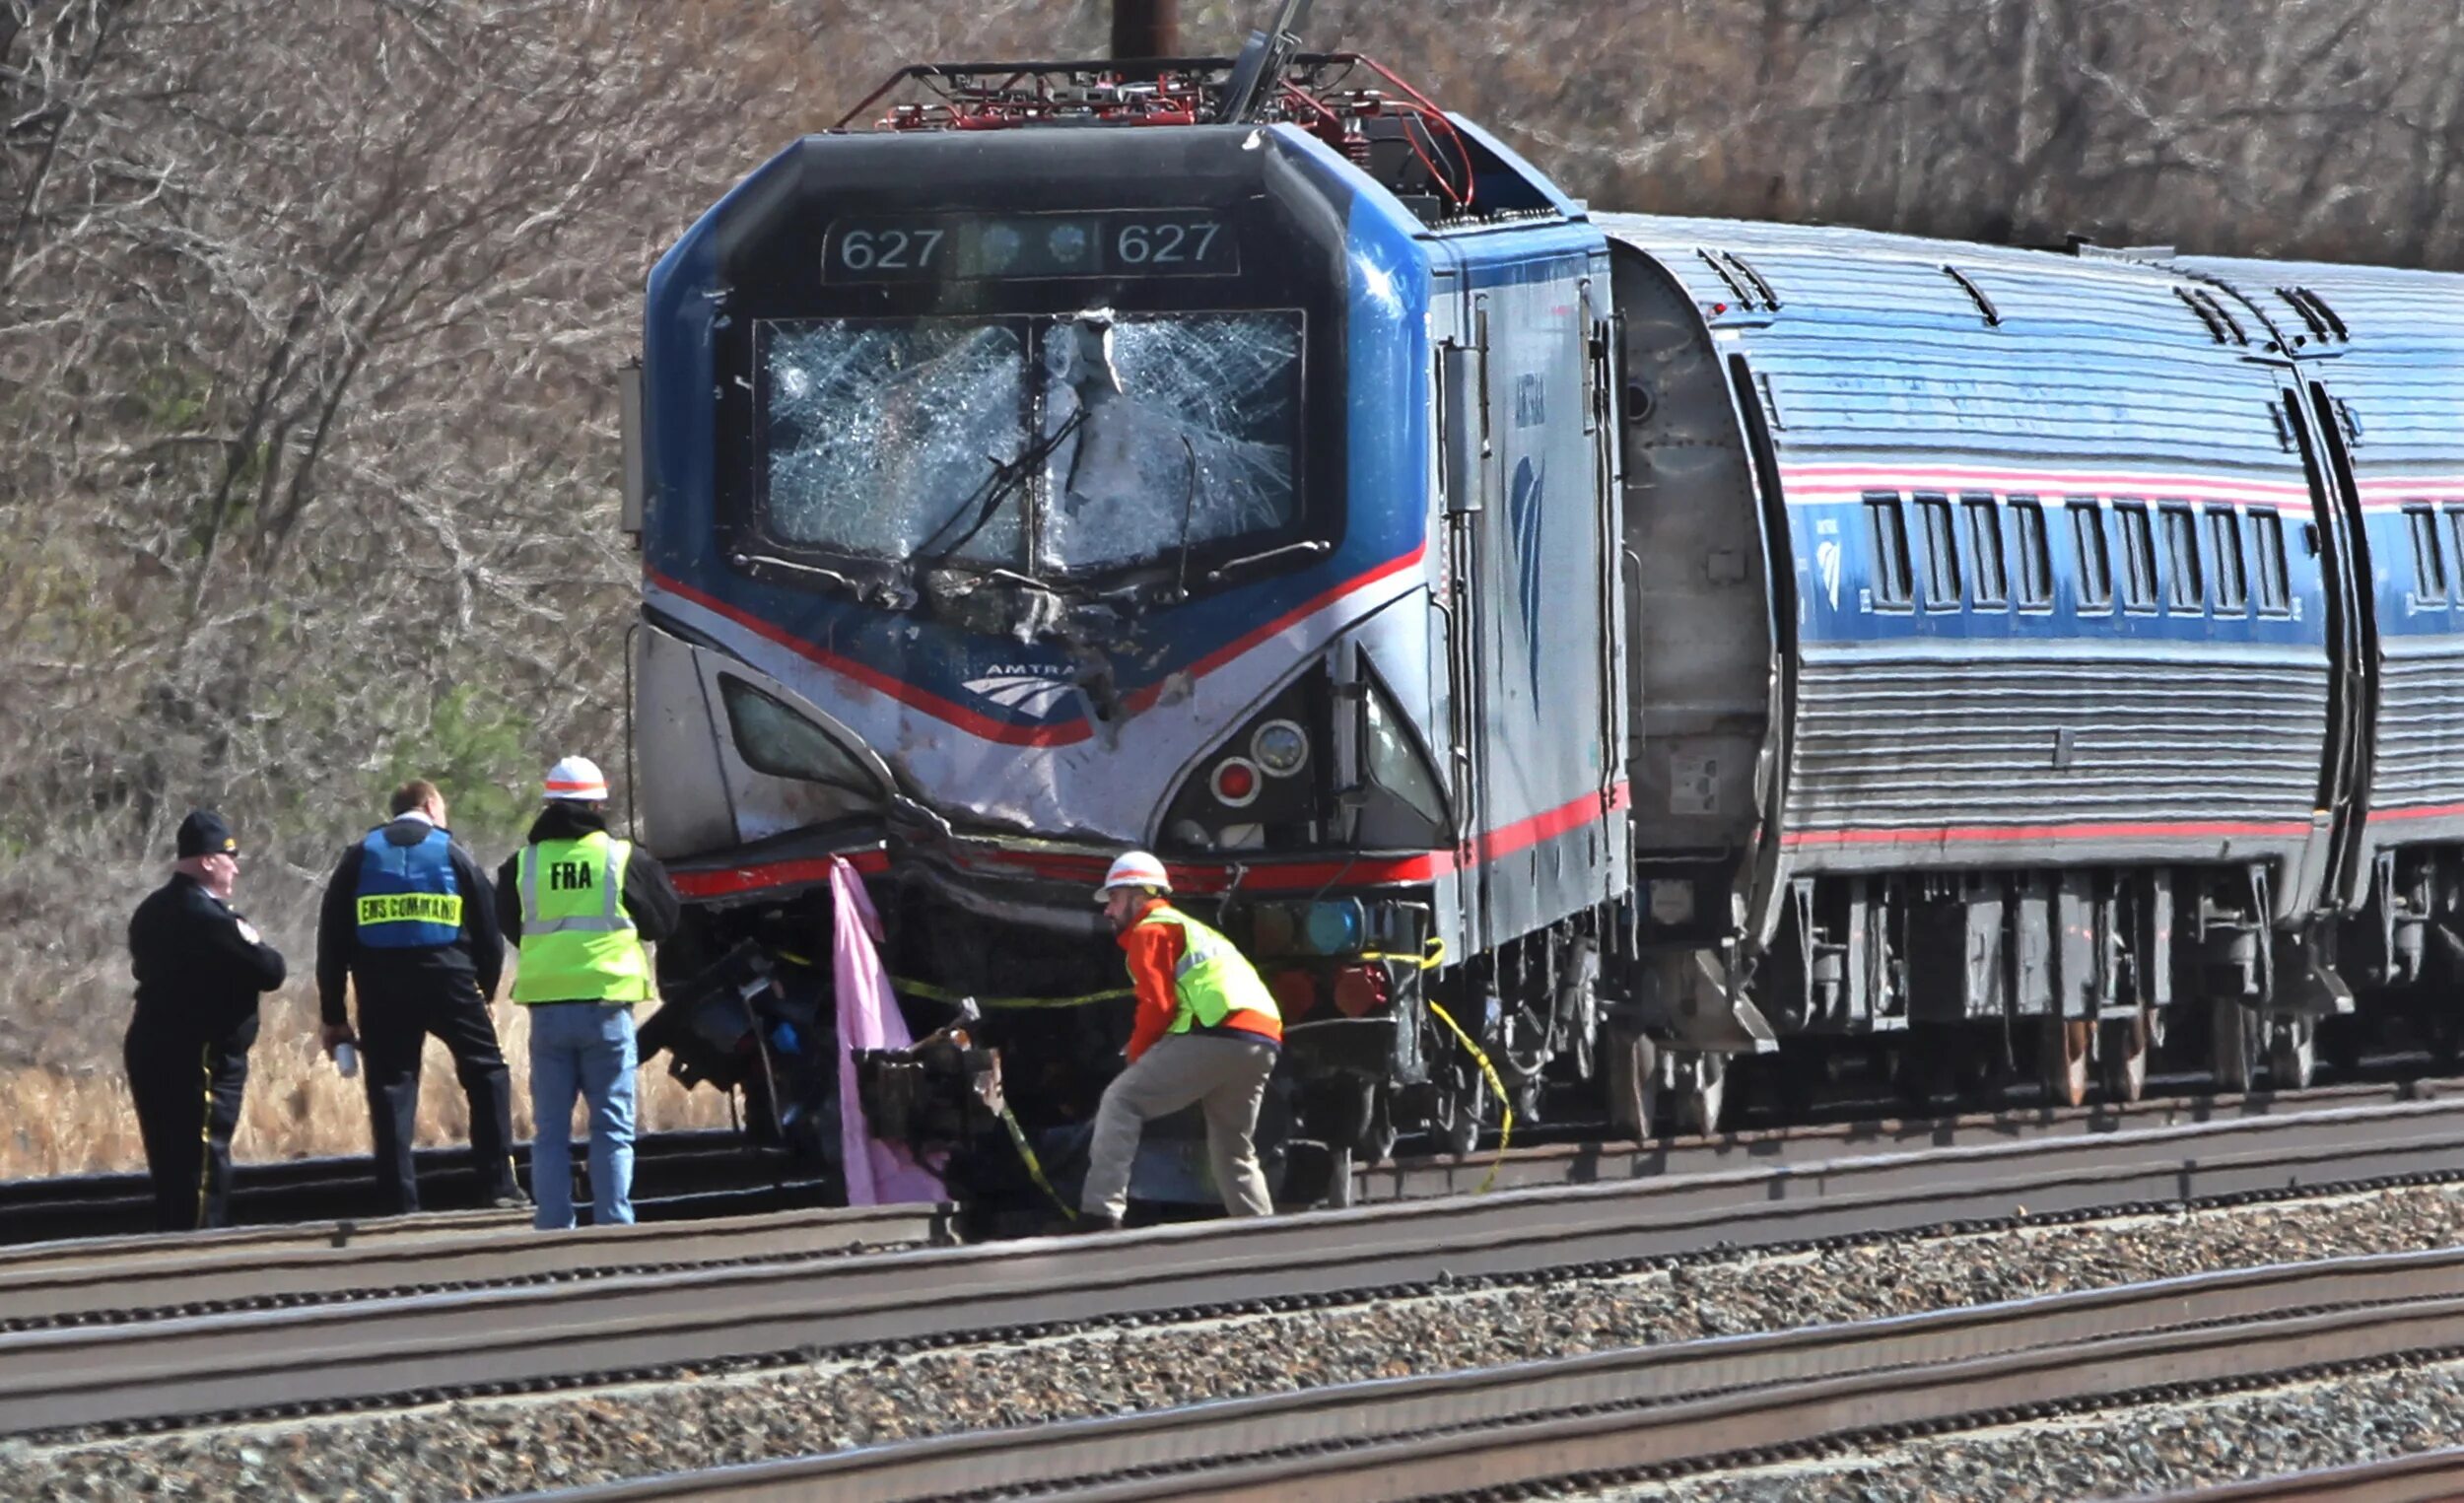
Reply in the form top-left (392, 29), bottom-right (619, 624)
top-left (1355, 1087), bottom-right (1399, 1166)
top-left (2097, 1008), bottom-right (2151, 1104)
top-left (1439, 1072), bottom-right (1487, 1157)
top-left (2269, 1016), bottom-right (2318, 1090)
top-left (1605, 1026), bottom-right (1658, 1141)
top-left (2038, 1018), bottom-right (2089, 1108)
top-left (1673, 1053), bottom-right (1727, 1137)
top-left (1321, 1144), bottom-right (1356, 1209)
top-left (2211, 998), bottom-right (2257, 1093)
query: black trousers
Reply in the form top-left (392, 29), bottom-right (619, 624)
top-left (356, 970), bottom-right (519, 1211)
top-left (123, 1021), bottom-right (252, 1232)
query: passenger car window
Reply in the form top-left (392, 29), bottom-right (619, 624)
top-left (2208, 508), bottom-right (2248, 613)
top-left (1964, 494), bottom-right (2007, 608)
top-left (2449, 508), bottom-right (2464, 605)
top-left (2252, 509), bottom-right (2291, 614)
top-left (2160, 504), bottom-right (2203, 610)
top-left (1866, 493), bottom-right (1913, 608)
top-left (2116, 502), bottom-right (2158, 611)
top-left (2408, 507), bottom-right (2448, 602)
top-left (1916, 493), bottom-right (1960, 608)
top-left (2011, 497), bottom-right (2053, 608)
top-left (2069, 500), bottom-right (2113, 612)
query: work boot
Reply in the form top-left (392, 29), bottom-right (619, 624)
top-left (1069, 1210), bottom-right (1122, 1235)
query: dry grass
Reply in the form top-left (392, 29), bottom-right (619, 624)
top-left (2, 988), bottom-right (735, 1180)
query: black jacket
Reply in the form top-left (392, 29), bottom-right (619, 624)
top-left (495, 805), bottom-right (680, 995)
top-left (128, 873), bottom-right (288, 1044)
top-left (315, 817), bottom-right (507, 1027)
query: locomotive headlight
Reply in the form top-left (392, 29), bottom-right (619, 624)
top-left (1251, 719), bottom-right (1310, 779)
top-left (1210, 757), bottom-right (1263, 808)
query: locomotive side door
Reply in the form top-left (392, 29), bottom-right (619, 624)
top-left (1433, 278), bottom-right (1490, 952)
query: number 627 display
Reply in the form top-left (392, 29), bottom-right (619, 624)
top-left (825, 211), bottom-right (1238, 283)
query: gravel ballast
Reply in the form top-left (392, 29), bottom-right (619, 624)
top-left (1598, 1358), bottom-right (2464, 1502)
top-left (16, 1183), bottom-right (2464, 1500)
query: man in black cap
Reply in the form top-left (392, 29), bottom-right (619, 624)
top-left (124, 809), bottom-right (287, 1231)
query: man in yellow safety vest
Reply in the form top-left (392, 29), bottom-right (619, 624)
top-left (493, 755), bottom-right (678, 1229)
top-left (1077, 850), bottom-right (1282, 1231)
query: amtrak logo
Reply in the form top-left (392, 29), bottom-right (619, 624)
top-left (1508, 455), bottom-right (1546, 699)
top-left (1816, 540), bottom-right (1842, 610)
top-left (961, 667), bottom-right (1075, 717)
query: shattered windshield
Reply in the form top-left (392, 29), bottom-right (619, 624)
top-left (756, 310), bottom-right (1303, 581)
top-left (760, 320), bottom-right (1027, 565)
top-left (1038, 313), bottom-right (1301, 573)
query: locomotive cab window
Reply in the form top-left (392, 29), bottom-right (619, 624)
top-left (2116, 502), bottom-right (2159, 612)
top-left (2160, 504), bottom-right (2203, 611)
top-left (2011, 497), bottom-right (2053, 609)
top-left (2209, 507), bottom-right (2248, 614)
top-left (2069, 500), bottom-right (2113, 613)
top-left (2408, 507), bottom-right (2448, 603)
top-left (752, 309), bottom-right (1307, 582)
top-left (2252, 509), bottom-right (2292, 615)
top-left (1962, 494), bottom-right (2007, 608)
top-left (1865, 493), bottom-right (1913, 609)
top-left (1916, 493), bottom-right (1960, 608)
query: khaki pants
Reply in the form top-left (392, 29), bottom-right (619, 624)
top-left (1081, 1033), bottom-right (1278, 1220)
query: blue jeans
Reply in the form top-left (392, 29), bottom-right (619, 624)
top-left (527, 1003), bottom-right (637, 1229)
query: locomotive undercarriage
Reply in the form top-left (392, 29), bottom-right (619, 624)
top-left (640, 849), bottom-right (1636, 1220)
top-left (1616, 853), bottom-right (2464, 1129)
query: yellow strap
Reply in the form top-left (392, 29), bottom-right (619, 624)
top-left (1425, 996), bottom-right (1514, 1194)
top-left (992, 1098), bottom-right (1076, 1221)
top-left (893, 975), bottom-right (1135, 1010)
top-left (1360, 937), bottom-right (1449, 971)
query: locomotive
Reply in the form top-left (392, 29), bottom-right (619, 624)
top-left (620, 5), bottom-right (2464, 1211)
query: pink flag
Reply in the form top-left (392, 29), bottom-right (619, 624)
top-left (830, 855), bottom-right (947, 1205)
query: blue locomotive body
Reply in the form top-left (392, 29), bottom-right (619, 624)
top-left (629, 71), bottom-right (1628, 1196)
top-left (625, 37), bottom-right (2464, 1196)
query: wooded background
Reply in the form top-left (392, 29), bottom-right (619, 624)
top-left (4, 0), bottom-right (2460, 1075)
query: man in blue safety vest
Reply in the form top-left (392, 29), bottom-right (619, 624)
top-left (315, 779), bottom-right (522, 1213)
top-left (495, 755), bottom-right (678, 1230)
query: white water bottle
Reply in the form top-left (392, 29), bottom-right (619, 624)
top-left (334, 1042), bottom-right (360, 1079)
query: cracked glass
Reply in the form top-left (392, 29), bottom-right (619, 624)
top-left (757, 311), bottom-right (1303, 581)
top-left (1037, 312), bottom-right (1304, 574)
top-left (759, 319), bottom-right (1027, 565)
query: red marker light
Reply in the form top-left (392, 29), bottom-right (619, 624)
top-left (1211, 757), bottom-right (1262, 807)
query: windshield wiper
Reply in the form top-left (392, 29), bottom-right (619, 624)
top-left (912, 408), bottom-right (1087, 570)
top-left (1169, 436), bottom-right (1198, 600)
top-left (1206, 538), bottom-right (1331, 584)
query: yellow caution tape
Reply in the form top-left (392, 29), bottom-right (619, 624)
top-left (992, 1096), bottom-right (1076, 1222)
top-left (891, 976), bottom-right (1135, 1010)
top-left (1424, 995), bottom-right (1514, 1194)
top-left (1360, 936), bottom-right (1449, 971)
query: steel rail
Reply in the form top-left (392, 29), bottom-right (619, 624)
top-left (526, 1248), bottom-right (2464, 1501)
top-left (1359, 1077), bottom-right (2464, 1201)
top-left (6, 1095), bottom-right (2464, 1436)
top-left (2120, 1448), bottom-right (2464, 1502)
top-left (0, 1129), bottom-right (787, 1246)
top-left (0, 1202), bottom-right (953, 1327)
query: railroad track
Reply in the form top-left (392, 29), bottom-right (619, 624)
top-left (10, 1087), bottom-right (2464, 1438)
top-left (1359, 1075), bottom-right (2464, 1202)
top-left (0, 1201), bottom-right (952, 1328)
top-left (0, 1129), bottom-right (810, 1246)
top-left (516, 1245), bottom-right (2464, 1501)
top-left (2126, 1449), bottom-right (2464, 1501)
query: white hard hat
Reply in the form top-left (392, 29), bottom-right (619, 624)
top-left (543, 754), bottom-right (610, 803)
top-left (1095, 850), bottom-right (1171, 901)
